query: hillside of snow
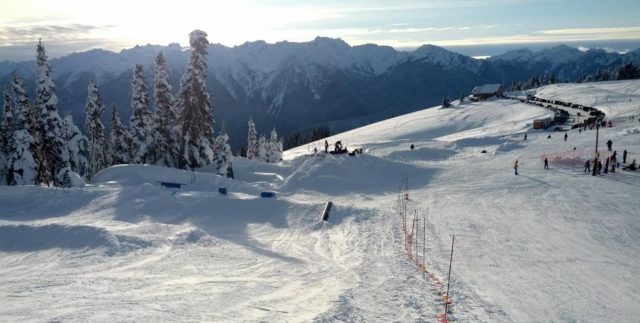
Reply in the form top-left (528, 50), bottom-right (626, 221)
top-left (1, 80), bottom-right (639, 322)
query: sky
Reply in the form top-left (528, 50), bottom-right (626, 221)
top-left (1, 0), bottom-right (640, 61)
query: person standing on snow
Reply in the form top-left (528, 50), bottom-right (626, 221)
top-left (607, 139), bottom-right (613, 151)
top-left (544, 158), bottom-right (549, 170)
top-left (324, 140), bottom-right (329, 154)
top-left (564, 133), bottom-right (568, 141)
top-left (584, 160), bottom-right (591, 173)
top-left (604, 157), bottom-right (610, 174)
top-left (514, 160), bottom-right (519, 175)
top-left (623, 150), bottom-right (628, 164)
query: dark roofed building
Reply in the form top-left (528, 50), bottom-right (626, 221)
top-left (472, 84), bottom-right (504, 100)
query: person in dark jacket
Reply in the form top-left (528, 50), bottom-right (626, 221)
top-left (564, 133), bottom-right (568, 141)
top-left (514, 160), bottom-right (519, 175)
top-left (604, 157), bottom-right (609, 174)
top-left (324, 140), bottom-right (329, 154)
top-left (623, 150), bottom-right (628, 164)
top-left (607, 139), bottom-right (613, 151)
top-left (544, 158), bottom-right (549, 170)
top-left (584, 160), bottom-right (591, 173)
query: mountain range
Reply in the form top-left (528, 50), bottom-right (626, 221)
top-left (1, 37), bottom-right (639, 148)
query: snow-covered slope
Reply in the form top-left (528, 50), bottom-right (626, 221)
top-left (1, 80), bottom-right (639, 322)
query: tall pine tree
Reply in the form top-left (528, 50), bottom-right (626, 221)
top-left (177, 30), bottom-right (215, 170)
top-left (0, 86), bottom-right (14, 185)
top-left (36, 39), bottom-right (70, 186)
top-left (109, 105), bottom-right (132, 165)
top-left (268, 128), bottom-right (283, 163)
top-left (61, 115), bottom-right (90, 177)
top-left (153, 52), bottom-right (178, 167)
top-left (257, 135), bottom-right (267, 162)
top-left (10, 75), bottom-right (39, 184)
top-left (246, 117), bottom-right (258, 160)
top-left (84, 81), bottom-right (109, 179)
top-left (12, 75), bottom-right (35, 135)
top-left (212, 125), bottom-right (233, 177)
top-left (129, 64), bottom-right (155, 164)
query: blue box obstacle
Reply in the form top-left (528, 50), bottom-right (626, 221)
top-left (218, 187), bottom-right (228, 195)
top-left (160, 182), bottom-right (182, 189)
top-left (260, 192), bottom-right (276, 198)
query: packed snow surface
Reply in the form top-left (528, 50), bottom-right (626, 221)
top-left (1, 80), bottom-right (640, 322)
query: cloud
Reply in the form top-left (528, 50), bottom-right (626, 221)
top-left (0, 23), bottom-right (114, 45)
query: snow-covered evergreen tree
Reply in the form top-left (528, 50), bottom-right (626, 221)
top-left (61, 115), bottom-right (90, 177)
top-left (0, 86), bottom-right (14, 185)
top-left (177, 30), bottom-right (215, 169)
top-left (272, 129), bottom-right (281, 162)
top-left (153, 52), bottom-right (178, 167)
top-left (212, 126), bottom-right (233, 177)
top-left (7, 129), bottom-right (37, 185)
top-left (257, 135), bottom-right (267, 162)
top-left (36, 39), bottom-right (70, 186)
top-left (246, 117), bottom-right (258, 160)
top-left (266, 128), bottom-right (283, 163)
top-left (12, 75), bottom-right (35, 135)
top-left (84, 81), bottom-right (109, 179)
top-left (109, 106), bottom-right (132, 165)
top-left (10, 76), bottom-right (39, 184)
top-left (129, 64), bottom-right (155, 164)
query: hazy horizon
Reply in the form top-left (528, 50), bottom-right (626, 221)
top-left (2, 0), bottom-right (640, 62)
top-left (1, 37), bottom-right (639, 64)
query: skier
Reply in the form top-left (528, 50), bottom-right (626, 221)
top-left (597, 160), bottom-right (603, 175)
top-left (564, 133), bottom-right (568, 141)
top-left (524, 133), bottom-right (527, 141)
top-left (606, 139), bottom-right (613, 151)
top-left (324, 140), bottom-right (329, 154)
top-left (604, 157), bottom-right (609, 174)
top-left (623, 150), bottom-right (628, 164)
top-left (584, 160), bottom-right (591, 173)
top-left (514, 160), bottom-right (519, 175)
top-left (544, 157), bottom-right (549, 170)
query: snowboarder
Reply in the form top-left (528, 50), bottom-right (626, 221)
top-left (324, 140), bottom-right (329, 154)
top-left (584, 160), bottom-right (591, 173)
top-left (514, 160), bottom-right (519, 175)
top-left (623, 150), bottom-right (628, 164)
top-left (606, 139), bottom-right (613, 151)
top-left (564, 133), bottom-right (568, 141)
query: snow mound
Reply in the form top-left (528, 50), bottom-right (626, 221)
top-left (282, 154), bottom-right (435, 195)
top-left (0, 224), bottom-right (151, 254)
top-left (91, 164), bottom-right (230, 189)
top-left (386, 147), bottom-right (457, 162)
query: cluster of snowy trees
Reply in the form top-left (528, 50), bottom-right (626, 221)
top-left (282, 125), bottom-right (330, 150)
top-left (0, 40), bottom-right (87, 187)
top-left (1, 30), bottom-right (234, 187)
top-left (245, 118), bottom-right (283, 163)
top-left (83, 30), bottom-right (233, 179)
top-left (577, 63), bottom-right (640, 83)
